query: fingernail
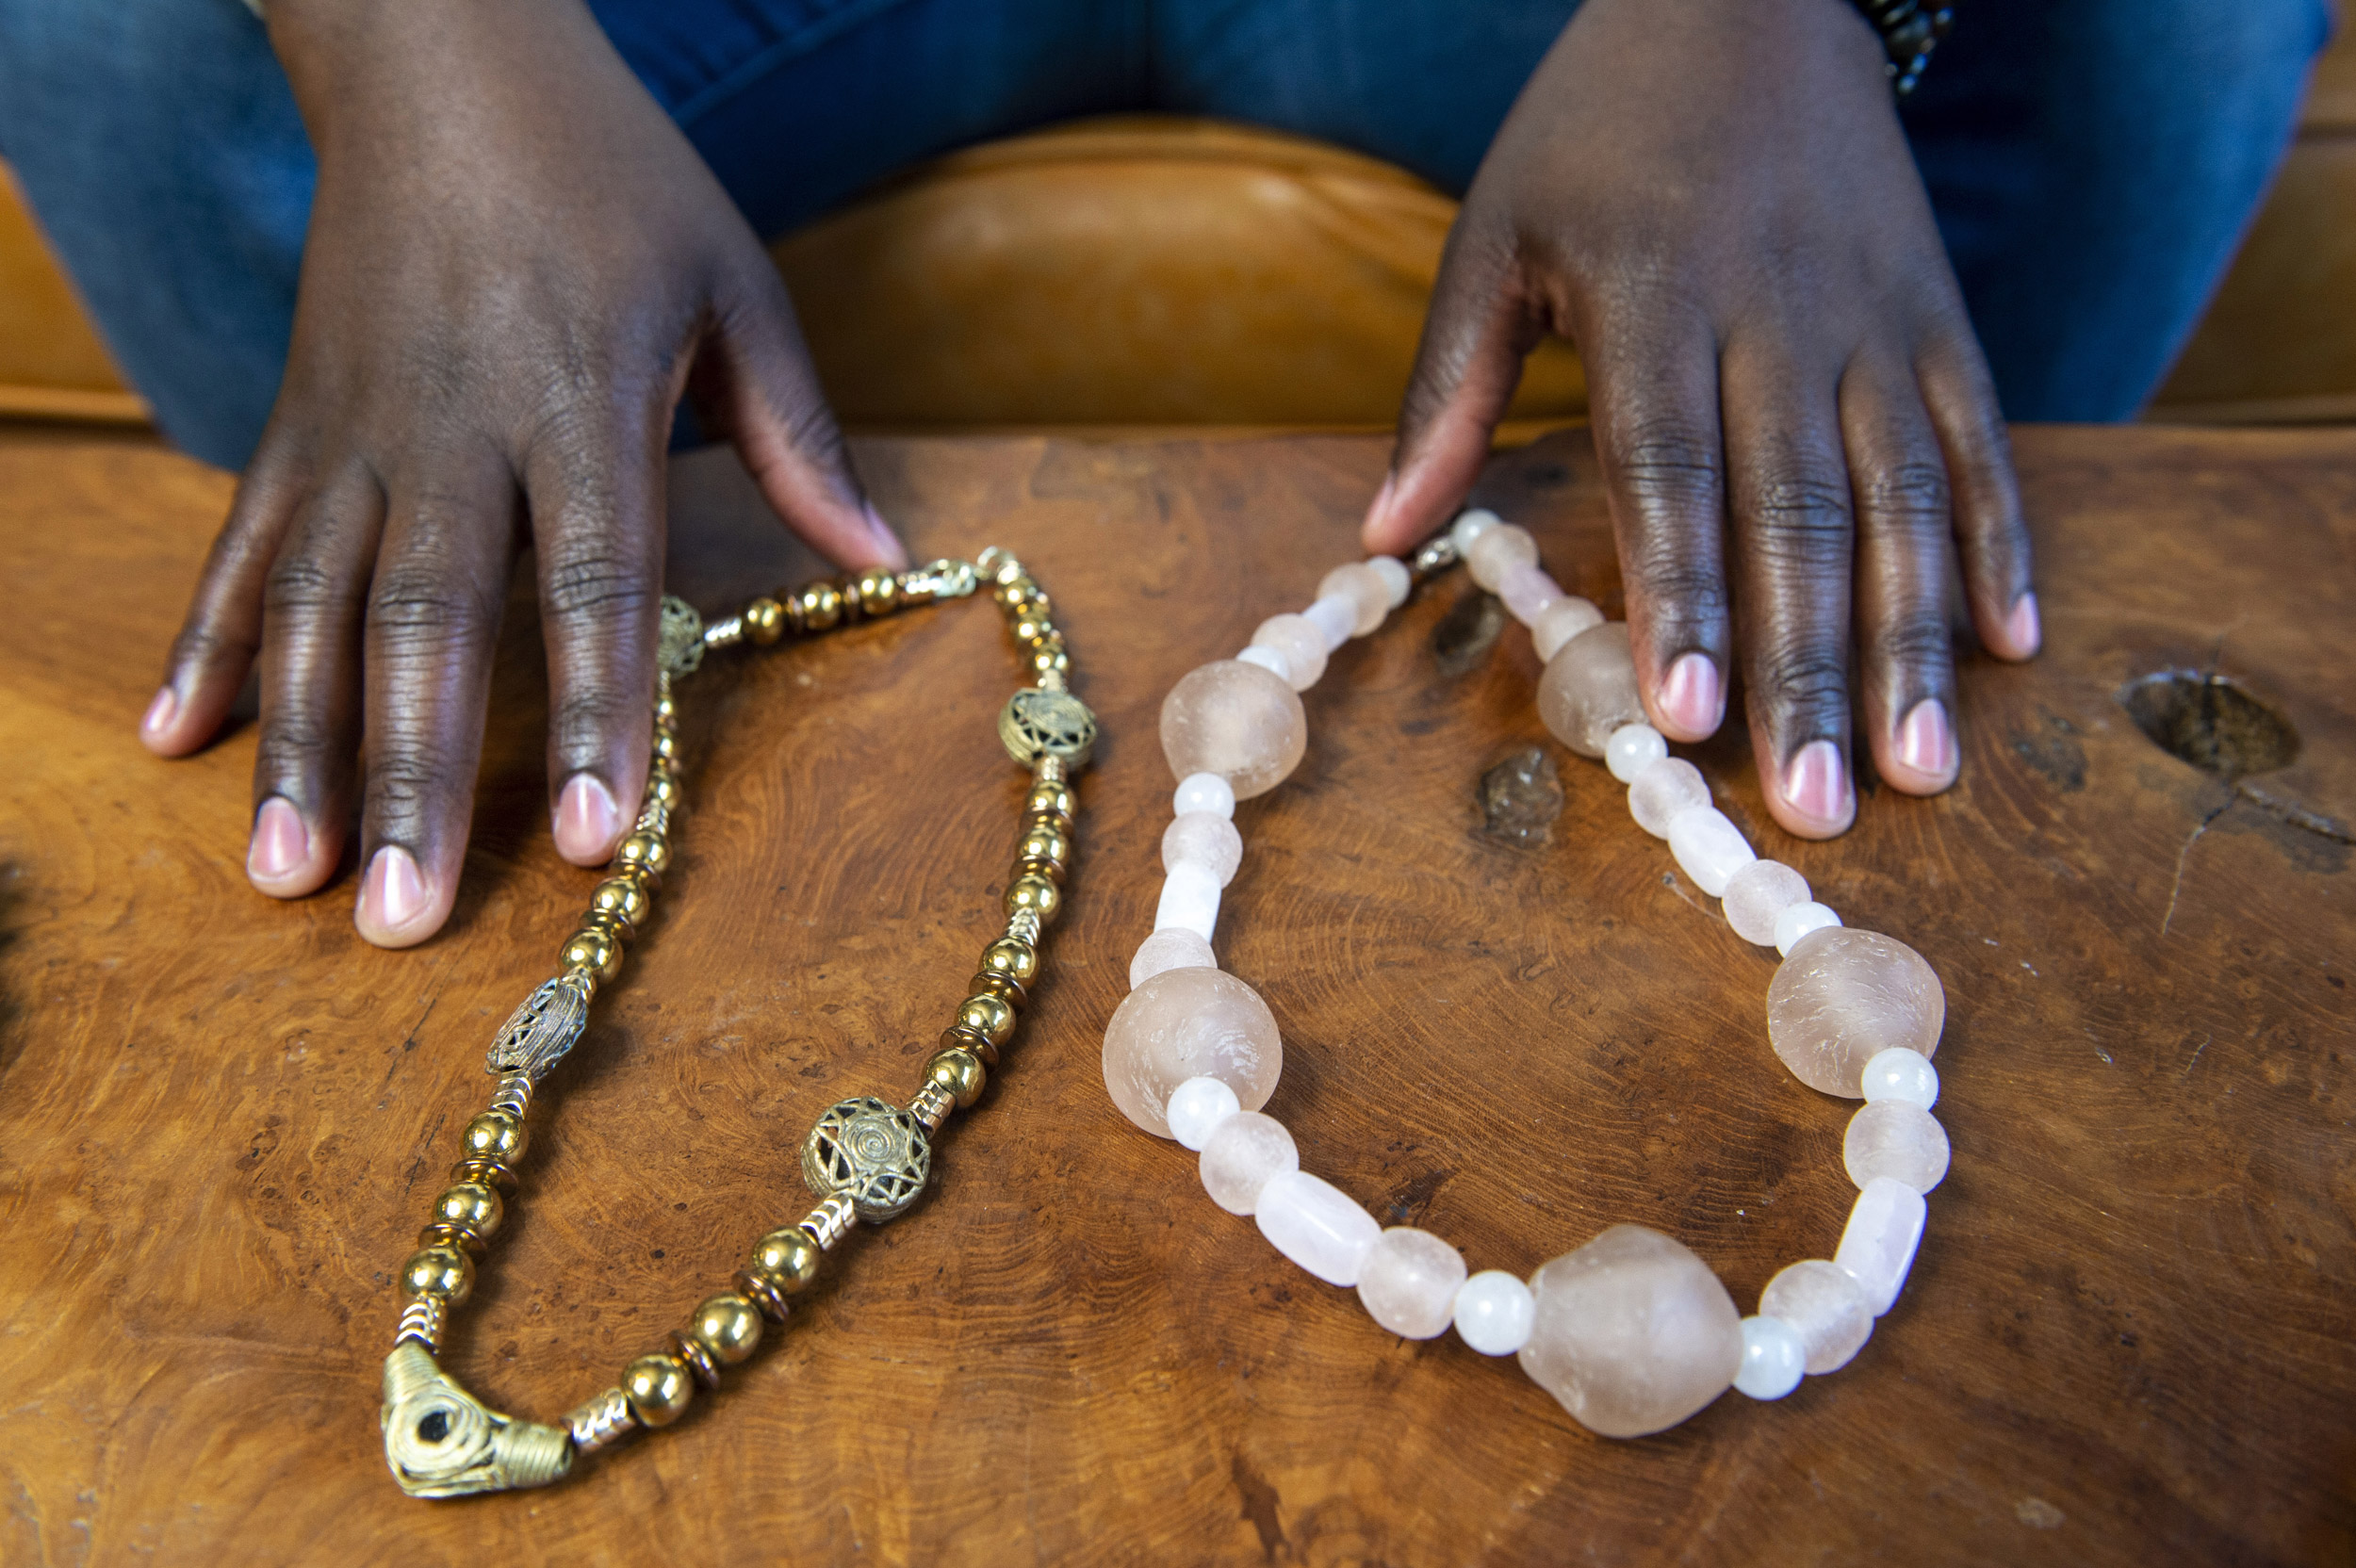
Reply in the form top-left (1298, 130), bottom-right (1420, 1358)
top-left (1782, 740), bottom-right (1851, 825)
top-left (248, 796), bottom-right (309, 883)
top-left (554, 773), bottom-right (621, 862)
top-left (360, 845), bottom-right (429, 931)
top-left (2005, 592), bottom-right (2040, 656)
top-left (1367, 472), bottom-right (1397, 531)
top-left (864, 503), bottom-right (909, 570)
top-left (1896, 699), bottom-right (1957, 780)
top-left (1660, 653), bottom-right (1722, 737)
top-left (140, 686), bottom-right (178, 739)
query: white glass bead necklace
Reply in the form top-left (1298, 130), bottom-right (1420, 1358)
top-left (1103, 510), bottom-right (1952, 1438)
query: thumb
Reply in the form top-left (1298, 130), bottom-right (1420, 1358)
top-left (1363, 222), bottom-right (1536, 555)
top-left (691, 264), bottom-right (908, 573)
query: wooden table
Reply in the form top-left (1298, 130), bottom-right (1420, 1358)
top-left (1, 423), bottom-right (2349, 1566)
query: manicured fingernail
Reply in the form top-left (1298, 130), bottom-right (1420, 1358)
top-left (2005, 592), bottom-right (2040, 656)
top-left (554, 773), bottom-right (621, 863)
top-left (248, 796), bottom-right (309, 883)
top-left (1366, 472), bottom-right (1397, 531)
top-left (140, 686), bottom-right (178, 739)
top-left (1896, 699), bottom-right (1957, 780)
top-left (864, 503), bottom-right (910, 570)
top-left (1661, 653), bottom-right (1723, 737)
top-left (360, 845), bottom-right (428, 931)
top-left (1782, 740), bottom-right (1851, 825)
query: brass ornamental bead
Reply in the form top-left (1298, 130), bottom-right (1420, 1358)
top-left (615, 831), bottom-right (672, 879)
top-left (746, 1227), bottom-right (823, 1295)
top-left (956, 992), bottom-right (1016, 1047)
top-left (796, 580), bottom-right (843, 631)
top-left (560, 926), bottom-right (624, 984)
top-left (401, 1245), bottom-right (475, 1305)
top-left (979, 937), bottom-right (1039, 986)
top-left (1004, 874), bottom-right (1062, 925)
top-left (689, 1293), bottom-right (765, 1365)
top-left (924, 1046), bottom-right (988, 1109)
top-left (666, 1330), bottom-right (722, 1388)
top-left (432, 1182), bottom-right (503, 1242)
top-left (622, 1354), bottom-right (695, 1427)
top-left (589, 875), bottom-right (651, 934)
top-left (744, 596), bottom-right (785, 645)
top-left (462, 1110), bottom-right (528, 1165)
top-left (650, 750), bottom-right (685, 785)
top-left (967, 970), bottom-right (1026, 1010)
top-left (733, 1270), bottom-right (793, 1325)
top-left (854, 568), bottom-right (899, 617)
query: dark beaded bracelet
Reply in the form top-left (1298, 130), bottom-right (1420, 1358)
top-left (1851, 0), bottom-right (1954, 95)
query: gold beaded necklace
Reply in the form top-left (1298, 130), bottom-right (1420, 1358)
top-left (376, 548), bottom-right (1097, 1498)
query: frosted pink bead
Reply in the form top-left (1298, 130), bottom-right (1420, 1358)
top-left (1102, 966), bottom-right (1283, 1137)
top-left (1517, 1225), bottom-right (1742, 1438)
top-left (1128, 927), bottom-right (1216, 989)
top-left (1465, 521), bottom-right (1539, 592)
top-left (1766, 928), bottom-right (1945, 1097)
top-left (1497, 562), bottom-right (1562, 624)
top-left (1163, 811), bottom-right (1244, 887)
top-left (1160, 660), bottom-right (1308, 801)
top-left (1366, 555), bottom-right (1412, 607)
top-left (1317, 563), bottom-right (1391, 635)
top-left (1250, 612), bottom-right (1328, 691)
top-left (1356, 1228), bottom-right (1468, 1339)
top-left (1537, 622), bottom-right (1644, 759)
top-left (1255, 1170), bottom-right (1382, 1286)
top-left (1199, 1111), bottom-right (1298, 1216)
top-left (1628, 756), bottom-right (1710, 837)
top-left (1722, 859), bottom-right (1810, 946)
top-left (1531, 596), bottom-right (1604, 661)
top-left (1759, 1259), bottom-right (1873, 1374)
top-left (1842, 1101), bottom-right (1951, 1193)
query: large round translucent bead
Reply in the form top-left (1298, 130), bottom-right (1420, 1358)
top-left (1843, 1101), bottom-right (1951, 1192)
top-left (1199, 1112), bottom-right (1297, 1216)
top-left (1163, 811), bottom-right (1244, 887)
top-left (1250, 612), bottom-right (1328, 691)
top-left (1537, 622), bottom-right (1645, 759)
top-left (1859, 1046), bottom-right (1939, 1110)
top-left (1759, 1259), bottom-right (1873, 1374)
top-left (1531, 596), bottom-right (1604, 661)
top-left (1722, 858), bottom-right (1810, 946)
top-left (1667, 806), bottom-right (1755, 898)
top-left (1734, 1315), bottom-right (1806, 1399)
top-left (1160, 660), bottom-right (1308, 800)
top-left (1452, 1270), bottom-right (1536, 1355)
top-left (1766, 928), bottom-right (1945, 1096)
top-left (1628, 756), bottom-right (1710, 838)
top-left (1102, 966), bottom-right (1282, 1137)
top-left (1517, 1225), bottom-right (1742, 1438)
top-left (1465, 523), bottom-right (1539, 592)
top-left (1127, 927), bottom-right (1216, 989)
top-left (1317, 563), bottom-right (1392, 635)
top-left (1256, 1170), bottom-right (1381, 1286)
top-left (1356, 1228), bottom-right (1468, 1339)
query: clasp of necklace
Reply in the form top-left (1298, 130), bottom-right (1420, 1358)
top-left (902, 558), bottom-right (981, 600)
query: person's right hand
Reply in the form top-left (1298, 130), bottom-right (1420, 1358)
top-left (136, 0), bottom-right (902, 947)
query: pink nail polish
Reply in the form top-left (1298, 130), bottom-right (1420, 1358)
top-left (248, 797), bottom-right (309, 883)
top-left (361, 845), bottom-right (428, 931)
top-left (2005, 592), bottom-right (2041, 656)
top-left (1661, 653), bottom-right (1723, 737)
top-left (555, 774), bottom-right (621, 862)
top-left (1782, 740), bottom-right (1851, 825)
top-left (141, 686), bottom-right (178, 738)
top-left (1896, 699), bottom-right (1957, 780)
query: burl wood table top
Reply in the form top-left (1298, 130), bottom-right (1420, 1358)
top-left (0, 424), bottom-right (2349, 1566)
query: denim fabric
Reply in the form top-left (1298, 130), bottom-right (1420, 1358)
top-left (0, 0), bottom-right (2331, 468)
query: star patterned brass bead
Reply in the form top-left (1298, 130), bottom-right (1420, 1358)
top-left (622, 1354), bottom-right (695, 1428)
top-left (998, 687), bottom-right (1097, 770)
top-left (801, 1097), bottom-right (932, 1223)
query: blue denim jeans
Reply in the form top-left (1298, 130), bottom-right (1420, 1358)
top-left (0, 0), bottom-right (2331, 470)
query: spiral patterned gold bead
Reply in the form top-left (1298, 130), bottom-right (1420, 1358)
top-left (909, 1082), bottom-right (957, 1134)
top-left (566, 1388), bottom-right (639, 1455)
top-left (394, 1295), bottom-right (449, 1352)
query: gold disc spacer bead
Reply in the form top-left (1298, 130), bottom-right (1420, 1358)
top-left (664, 1330), bottom-right (724, 1390)
top-left (924, 1046), bottom-right (988, 1109)
top-left (417, 1221), bottom-right (489, 1259)
top-left (622, 1353), bottom-right (695, 1427)
top-left (448, 1156), bottom-right (518, 1197)
top-left (979, 936), bottom-right (1040, 986)
top-left (732, 1270), bottom-right (794, 1325)
top-left (966, 970), bottom-right (1026, 1011)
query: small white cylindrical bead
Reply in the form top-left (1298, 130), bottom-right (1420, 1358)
top-left (1667, 806), bottom-right (1757, 898)
top-left (1451, 1270), bottom-right (1536, 1355)
top-left (1721, 858), bottom-right (1811, 946)
top-left (1859, 1046), bottom-right (1939, 1110)
top-left (1843, 1102), bottom-right (1951, 1193)
top-left (1449, 508), bottom-right (1502, 555)
top-left (1774, 901), bottom-right (1842, 956)
top-left (1465, 522), bottom-right (1538, 592)
top-left (1834, 1177), bottom-right (1927, 1315)
top-left (1733, 1315), bottom-right (1807, 1400)
top-left (1173, 772), bottom-right (1236, 821)
top-left (1628, 756), bottom-right (1710, 838)
top-left (1366, 555), bottom-right (1412, 607)
top-left (1318, 563), bottom-right (1392, 635)
top-left (1154, 862), bottom-right (1222, 941)
top-left (1249, 612), bottom-right (1328, 691)
top-left (1164, 1075), bottom-right (1242, 1152)
top-left (1127, 927), bottom-right (1216, 988)
top-left (1254, 1170), bottom-right (1382, 1287)
top-left (1531, 596), bottom-right (1604, 661)
top-left (1302, 594), bottom-right (1357, 650)
top-left (1356, 1228), bottom-right (1468, 1339)
top-left (1604, 724), bottom-right (1668, 784)
top-left (1199, 1112), bottom-right (1298, 1215)
top-left (1759, 1259), bottom-right (1873, 1375)
top-left (1235, 645), bottom-right (1291, 683)
top-left (1163, 811), bottom-right (1244, 887)
top-left (1497, 562), bottom-right (1562, 624)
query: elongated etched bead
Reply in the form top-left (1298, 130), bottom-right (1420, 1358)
top-left (1255, 1170), bottom-right (1381, 1286)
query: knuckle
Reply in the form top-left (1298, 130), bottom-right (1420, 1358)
top-left (367, 564), bottom-right (499, 658)
top-left (1873, 610), bottom-right (1958, 672)
top-left (1623, 539), bottom-right (1728, 629)
top-left (263, 550), bottom-right (353, 620)
top-left (542, 547), bottom-right (655, 624)
top-left (1605, 417), bottom-right (1725, 512)
top-left (1755, 644), bottom-right (1851, 722)
top-left (254, 709), bottom-right (337, 778)
top-left (1746, 466), bottom-right (1854, 566)
top-left (1859, 461), bottom-right (1953, 532)
top-left (548, 684), bottom-right (640, 762)
top-left (363, 743), bottom-right (466, 832)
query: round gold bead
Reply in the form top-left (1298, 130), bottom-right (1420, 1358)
top-left (1028, 641), bottom-right (1070, 678)
top-left (643, 772), bottom-right (682, 810)
top-left (997, 578), bottom-right (1043, 611)
top-left (796, 581), bottom-right (843, 631)
top-left (956, 992), bottom-right (1016, 1047)
top-left (854, 569), bottom-right (900, 617)
top-left (589, 875), bottom-right (651, 934)
top-left (401, 1245), bottom-right (475, 1305)
top-left (560, 926), bottom-right (623, 984)
top-left (1016, 822), bottom-right (1070, 870)
top-left (650, 731), bottom-right (682, 767)
top-left (650, 749), bottom-right (685, 785)
top-left (689, 1293), bottom-right (765, 1365)
top-left (654, 693), bottom-right (679, 728)
top-left (1023, 781), bottom-right (1075, 825)
top-left (746, 1228), bottom-right (822, 1294)
top-left (432, 1182), bottom-right (503, 1242)
top-left (1004, 874), bottom-right (1062, 924)
top-left (967, 970), bottom-right (1026, 1011)
top-left (615, 831), bottom-right (671, 879)
top-left (461, 1110), bottom-right (527, 1165)
top-left (924, 1046), bottom-right (988, 1109)
top-left (622, 1353), bottom-right (695, 1428)
top-left (980, 937), bottom-right (1039, 986)
top-left (1011, 612), bottom-right (1055, 645)
top-left (744, 596), bottom-right (785, 645)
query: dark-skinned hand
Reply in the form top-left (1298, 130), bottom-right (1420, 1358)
top-left (1364, 0), bottom-right (2038, 839)
top-left (137, 0), bottom-right (903, 946)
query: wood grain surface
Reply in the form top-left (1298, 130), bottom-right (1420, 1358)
top-left (1, 423), bottom-right (2350, 1566)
